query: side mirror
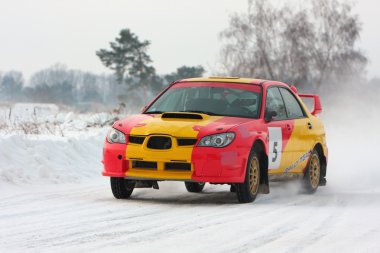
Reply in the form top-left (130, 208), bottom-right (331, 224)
top-left (264, 110), bottom-right (277, 122)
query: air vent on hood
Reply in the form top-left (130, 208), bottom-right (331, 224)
top-left (161, 113), bottom-right (203, 120)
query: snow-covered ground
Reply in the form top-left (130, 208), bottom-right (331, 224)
top-left (0, 100), bottom-right (379, 252)
top-left (1, 180), bottom-right (379, 253)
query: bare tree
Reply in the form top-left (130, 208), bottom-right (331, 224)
top-left (219, 0), bottom-right (367, 91)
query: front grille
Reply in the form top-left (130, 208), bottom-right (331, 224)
top-left (147, 136), bottom-right (172, 150)
top-left (165, 162), bottom-right (191, 171)
top-left (132, 160), bottom-right (157, 169)
top-left (129, 136), bottom-right (145, 144)
top-left (177, 138), bottom-right (197, 146)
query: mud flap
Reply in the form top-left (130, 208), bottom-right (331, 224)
top-left (259, 158), bottom-right (270, 194)
top-left (259, 184), bottom-right (270, 194)
top-left (319, 177), bottom-right (327, 186)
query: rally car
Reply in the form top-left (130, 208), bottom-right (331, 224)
top-left (102, 77), bottom-right (328, 203)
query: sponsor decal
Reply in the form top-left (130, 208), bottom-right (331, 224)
top-left (285, 150), bottom-right (312, 173)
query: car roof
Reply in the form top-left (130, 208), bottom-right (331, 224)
top-left (179, 76), bottom-right (282, 86)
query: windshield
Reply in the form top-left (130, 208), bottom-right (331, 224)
top-left (145, 83), bottom-right (261, 119)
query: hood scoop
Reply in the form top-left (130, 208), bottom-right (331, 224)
top-left (161, 112), bottom-right (203, 120)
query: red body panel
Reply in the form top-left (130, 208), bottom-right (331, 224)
top-left (102, 142), bottom-right (128, 177)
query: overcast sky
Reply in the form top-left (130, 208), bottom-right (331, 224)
top-left (0, 0), bottom-right (378, 80)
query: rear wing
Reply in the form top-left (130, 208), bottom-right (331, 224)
top-left (289, 85), bottom-right (322, 115)
top-left (298, 94), bottom-right (322, 115)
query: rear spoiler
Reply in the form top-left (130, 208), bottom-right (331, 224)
top-left (298, 94), bottom-right (322, 115)
top-left (290, 85), bottom-right (322, 115)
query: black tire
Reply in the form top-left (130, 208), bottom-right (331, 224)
top-left (185, 182), bottom-right (205, 193)
top-left (302, 150), bottom-right (321, 194)
top-left (236, 150), bottom-right (261, 203)
top-left (110, 177), bottom-right (136, 199)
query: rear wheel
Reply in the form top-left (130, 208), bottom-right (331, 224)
top-left (302, 150), bottom-right (321, 194)
top-left (236, 151), bottom-right (260, 203)
top-left (110, 177), bottom-right (135, 199)
top-left (185, 182), bottom-right (205, 193)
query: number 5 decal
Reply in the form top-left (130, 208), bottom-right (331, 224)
top-left (268, 127), bottom-right (282, 169)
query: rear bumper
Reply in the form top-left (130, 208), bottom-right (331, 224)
top-left (102, 140), bottom-right (248, 183)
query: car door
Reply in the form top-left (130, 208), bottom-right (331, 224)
top-left (278, 87), bottom-right (313, 173)
top-left (265, 87), bottom-right (294, 173)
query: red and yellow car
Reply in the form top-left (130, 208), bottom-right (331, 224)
top-left (102, 77), bottom-right (328, 203)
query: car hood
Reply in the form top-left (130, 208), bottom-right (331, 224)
top-left (114, 113), bottom-right (254, 138)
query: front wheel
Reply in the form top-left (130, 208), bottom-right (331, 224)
top-left (236, 151), bottom-right (261, 203)
top-left (302, 150), bottom-right (321, 194)
top-left (185, 182), bottom-right (205, 193)
top-left (110, 177), bottom-right (135, 199)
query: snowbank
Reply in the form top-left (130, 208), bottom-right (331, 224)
top-left (0, 130), bottom-right (106, 185)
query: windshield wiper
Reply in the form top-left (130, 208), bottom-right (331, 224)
top-left (180, 110), bottom-right (221, 116)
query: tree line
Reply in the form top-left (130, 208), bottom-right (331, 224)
top-left (0, 63), bottom-right (204, 111)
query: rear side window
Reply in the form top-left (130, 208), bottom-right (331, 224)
top-left (265, 87), bottom-right (287, 120)
top-left (279, 88), bottom-right (305, 118)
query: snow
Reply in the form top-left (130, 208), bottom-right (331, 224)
top-left (0, 103), bottom-right (59, 122)
top-left (1, 181), bottom-right (379, 252)
top-left (0, 131), bottom-right (105, 185)
top-left (1, 100), bottom-right (380, 252)
top-left (0, 103), bottom-right (118, 135)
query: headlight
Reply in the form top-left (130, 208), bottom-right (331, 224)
top-left (198, 133), bottom-right (235, 148)
top-left (107, 128), bottom-right (126, 144)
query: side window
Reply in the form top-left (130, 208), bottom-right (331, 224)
top-left (265, 87), bottom-right (287, 120)
top-left (279, 88), bottom-right (305, 118)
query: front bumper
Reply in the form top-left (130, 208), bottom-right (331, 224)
top-left (102, 139), bottom-right (249, 183)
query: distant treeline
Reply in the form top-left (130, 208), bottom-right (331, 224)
top-left (0, 64), bottom-right (205, 111)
